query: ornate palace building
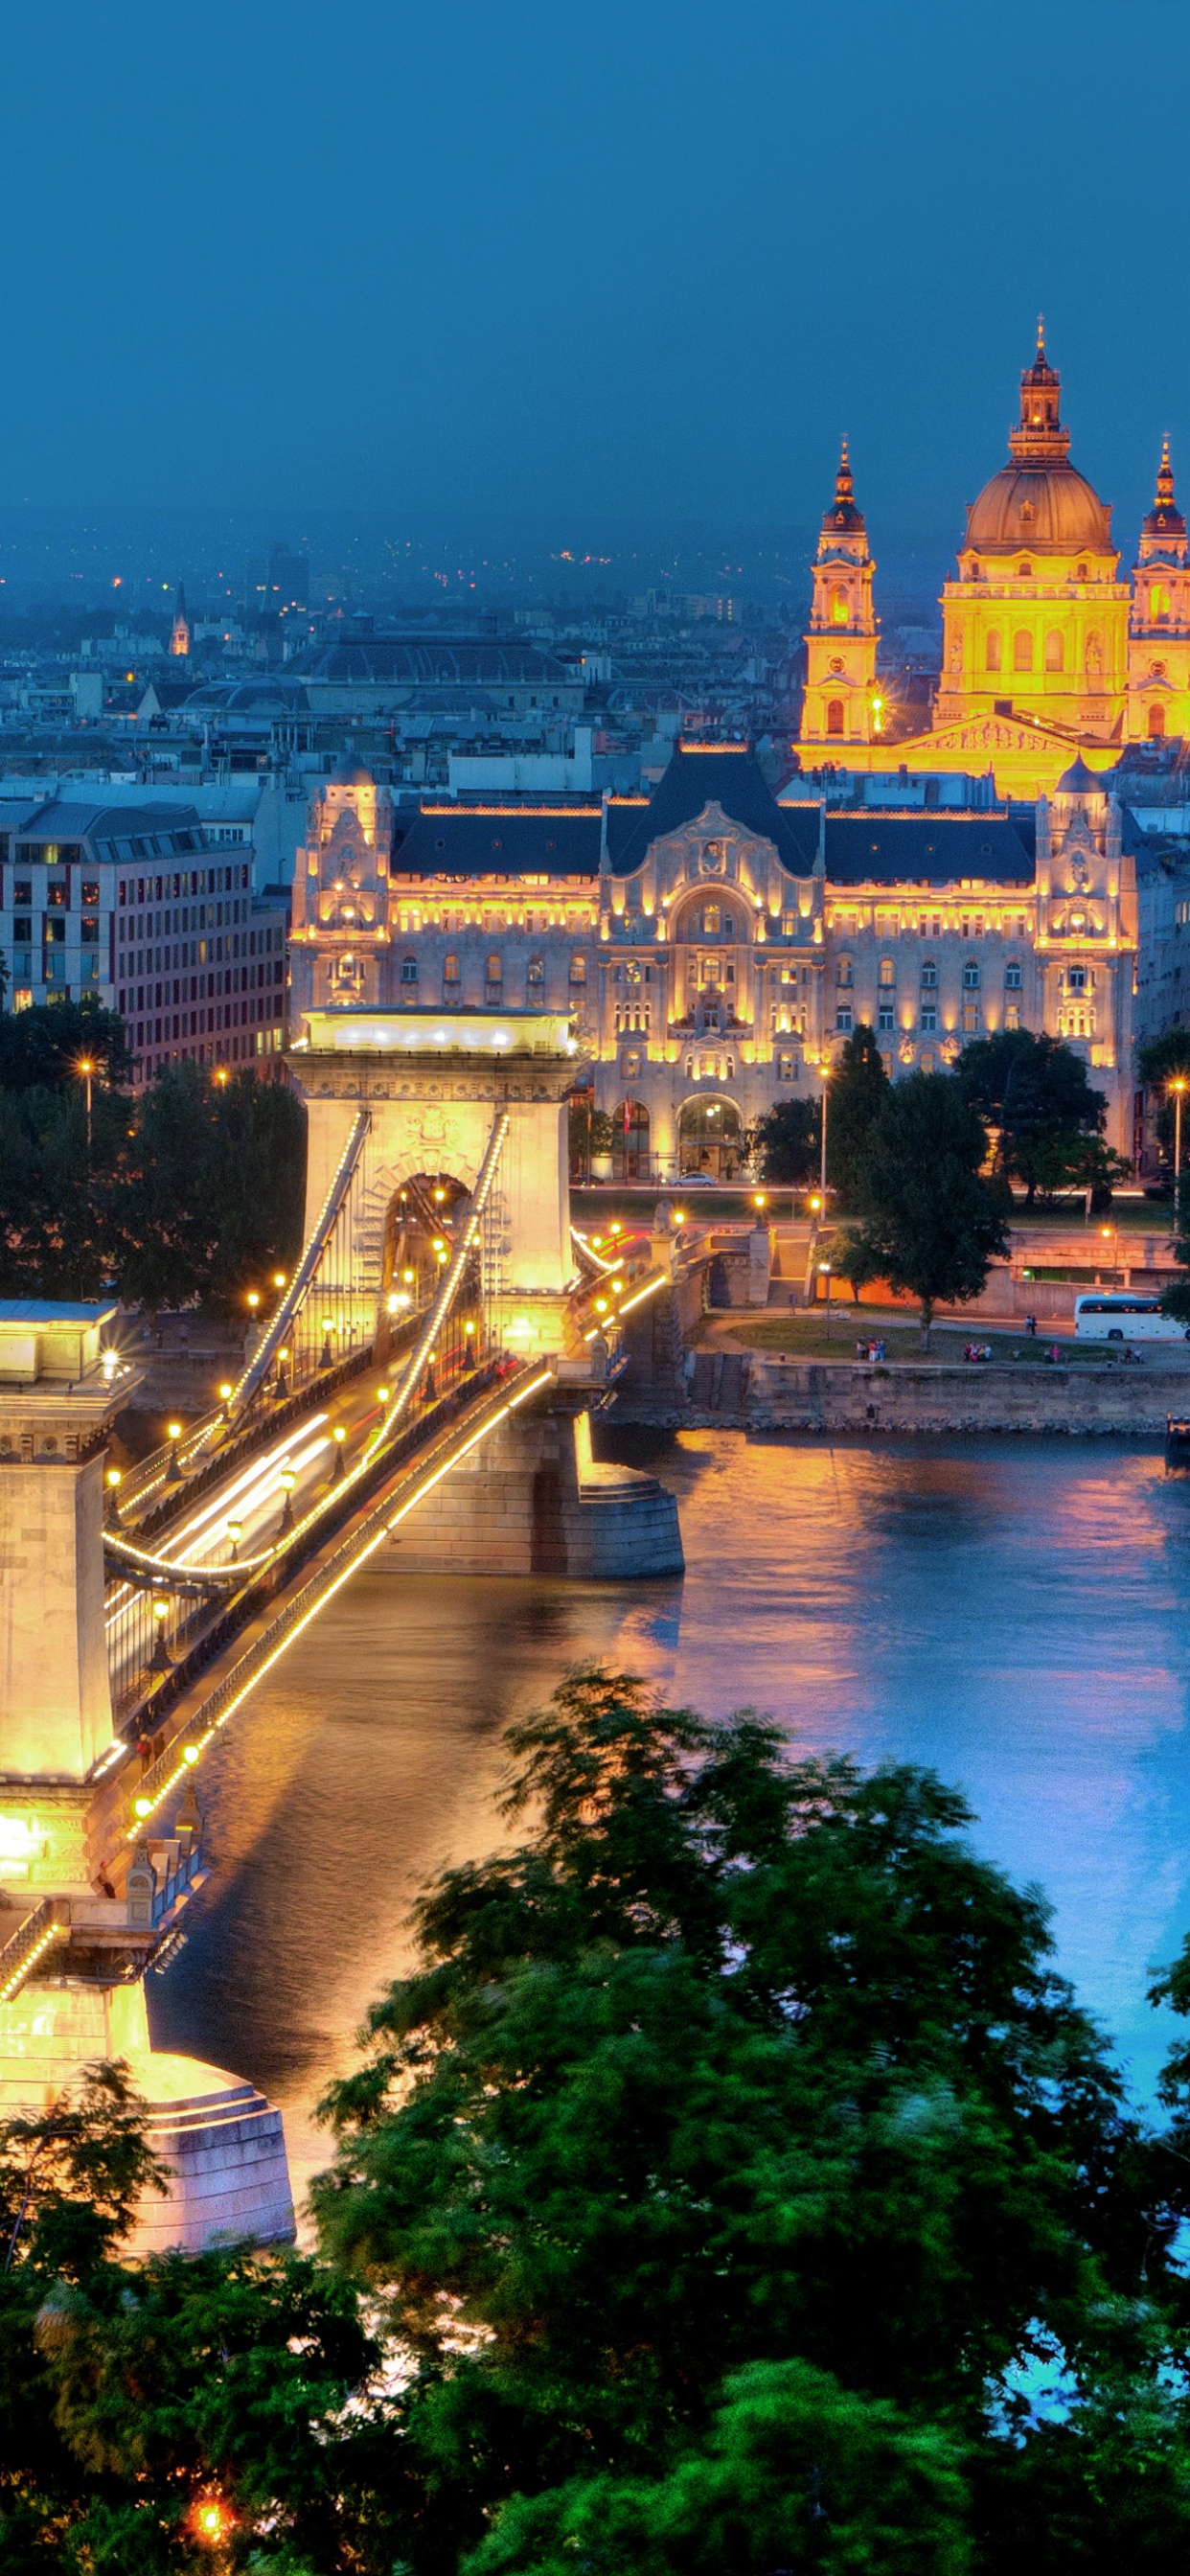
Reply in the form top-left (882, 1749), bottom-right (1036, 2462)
top-left (287, 746), bottom-right (1139, 1175)
top-left (797, 330), bottom-right (1188, 799)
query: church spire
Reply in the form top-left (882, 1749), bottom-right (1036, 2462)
top-left (1012, 319), bottom-right (1066, 457)
top-left (821, 436), bottom-right (866, 540)
top-left (1143, 435), bottom-right (1186, 543)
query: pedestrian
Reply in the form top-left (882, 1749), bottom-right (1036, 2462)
top-left (1025, 1313), bottom-right (1037, 1337)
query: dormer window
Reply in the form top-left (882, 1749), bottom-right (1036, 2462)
top-left (1076, 563), bottom-right (1088, 581)
top-left (1018, 562), bottom-right (1033, 578)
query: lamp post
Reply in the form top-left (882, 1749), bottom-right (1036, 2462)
top-left (332, 1425), bottom-right (347, 1481)
top-left (225, 1518), bottom-right (242, 1564)
top-left (76, 1056), bottom-right (95, 1156)
top-left (104, 1466), bottom-right (123, 1527)
top-left (149, 1598), bottom-right (172, 1674)
top-left (1101, 1224), bottom-right (1119, 1288)
top-left (819, 1258), bottom-right (833, 1341)
top-left (1171, 1075), bottom-right (1189, 1229)
top-left (805, 1190), bottom-right (822, 1309)
top-left (165, 1420), bottom-right (183, 1484)
top-left (277, 1470), bottom-right (296, 1536)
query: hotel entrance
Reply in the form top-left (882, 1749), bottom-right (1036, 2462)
top-left (678, 1096), bottom-right (744, 1180)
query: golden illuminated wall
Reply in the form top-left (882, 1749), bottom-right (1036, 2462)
top-left (800, 443), bottom-right (882, 749)
top-left (934, 554), bottom-right (1129, 738)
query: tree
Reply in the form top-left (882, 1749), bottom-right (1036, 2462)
top-left (954, 1029), bottom-right (1108, 1207)
top-left (752, 1095), bottom-right (819, 1186)
top-left (0, 997), bottom-right (131, 1092)
top-left (1136, 1030), bottom-right (1190, 1191)
top-left (311, 1666), bottom-right (1181, 2575)
top-left (852, 1071), bottom-right (1010, 1346)
top-left (830, 1224), bottom-right (884, 1303)
top-left (825, 1024), bottom-right (889, 1206)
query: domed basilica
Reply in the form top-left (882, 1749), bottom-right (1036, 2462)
top-left (797, 328), bottom-right (1190, 796)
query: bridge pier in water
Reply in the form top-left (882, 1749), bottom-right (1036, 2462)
top-left (384, 1396), bottom-right (683, 1578)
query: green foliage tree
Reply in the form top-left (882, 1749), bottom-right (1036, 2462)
top-left (753, 1095), bottom-right (820, 1186)
top-left (954, 1029), bottom-right (1108, 1207)
top-left (849, 1071), bottom-right (1010, 1347)
top-left (831, 1224), bottom-right (884, 1303)
top-left (310, 1666), bottom-right (1184, 2575)
top-left (825, 1023), bottom-right (889, 1206)
top-left (0, 997), bottom-right (130, 1092)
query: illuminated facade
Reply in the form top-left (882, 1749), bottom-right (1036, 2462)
top-left (798, 443), bottom-right (882, 750)
top-left (289, 746), bottom-right (1138, 1169)
top-left (797, 332), bottom-right (1187, 799)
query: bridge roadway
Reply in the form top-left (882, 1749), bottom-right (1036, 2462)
top-left (87, 1343), bottom-right (558, 1911)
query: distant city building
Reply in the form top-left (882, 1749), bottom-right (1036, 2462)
top-left (796, 330), bottom-right (1190, 799)
top-left (170, 584), bottom-right (191, 659)
top-left (287, 743), bottom-right (1139, 1169)
top-left (0, 799), bottom-right (286, 1087)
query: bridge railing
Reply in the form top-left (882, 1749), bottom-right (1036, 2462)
top-left (225, 1104), bottom-right (373, 1420)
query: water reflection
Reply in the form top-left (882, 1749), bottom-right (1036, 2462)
top-left (154, 1433), bottom-right (1190, 2197)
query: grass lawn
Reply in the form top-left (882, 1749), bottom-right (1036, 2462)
top-left (723, 1314), bottom-right (1140, 1367)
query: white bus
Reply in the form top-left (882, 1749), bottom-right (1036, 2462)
top-left (1073, 1294), bottom-right (1189, 1343)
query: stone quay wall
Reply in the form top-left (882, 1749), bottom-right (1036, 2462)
top-left (622, 1355), bottom-right (1187, 1438)
top-left (379, 1406), bottom-right (684, 1576)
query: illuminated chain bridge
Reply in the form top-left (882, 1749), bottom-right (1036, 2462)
top-left (0, 1008), bottom-right (681, 2253)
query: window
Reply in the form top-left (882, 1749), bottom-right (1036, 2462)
top-left (877, 1002), bottom-right (896, 1032)
top-left (835, 954), bottom-right (853, 988)
top-left (702, 905), bottom-right (720, 936)
top-left (831, 584), bottom-right (849, 624)
top-left (400, 954), bottom-right (418, 984)
top-left (1067, 965), bottom-right (1087, 991)
top-left (485, 952), bottom-right (502, 988)
top-left (11, 916), bottom-right (30, 941)
top-left (1005, 959), bottom-right (1022, 988)
top-left (1005, 1002), bottom-right (1020, 1032)
top-left (920, 1049), bottom-right (936, 1074)
top-left (878, 956), bottom-right (895, 986)
top-left (1013, 631), bottom-right (1034, 673)
top-left (963, 959), bottom-right (981, 989)
top-left (985, 632), bottom-right (1002, 673)
top-left (1150, 703), bottom-right (1166, 738)
top-left (776, 1051), bottom-right (797, 1082)
top-left (1044, 630), bottom-right (1064, 672)
top-left (622, 1047), bottom-right (642, 1081)
top-left (443, 952), bottom-right (461, 987)
top-left (80, 917), bottom-right (99, 946)
top-left (1076, 563), bottom-right (1088, 581)
top-left (527, 955), bottom-right (544, 985)
top-left (1153, 584), bottom-right (1171, 624)
top-left (835, 1005), bottom-right (854, 1032)
top-left (569, 953), bottom-right (585, 985)
top-left (1018, 563), bottom-right (1033, 579)
top-left (921, 958), bottom-right (937, 988)
top-left (13, 882), bottom-right (31, 907)
top-left (45, 882), bottom-right (67, 908)
top-left (826, 699), bottom-right (845, 737)
top-left (81, 881), bottom-right (99, 905)
top-left (920, 1003), bottom-right (938, 1033)
top-left (962, 1000), bottom-right (979, 1033)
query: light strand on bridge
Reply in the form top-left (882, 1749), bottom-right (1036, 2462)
top-left (123, 1366), bottom-right (554, 1836)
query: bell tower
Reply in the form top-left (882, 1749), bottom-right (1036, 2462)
top-left (1126, 438), bottom-right (1190, 745)
top-left (799, 442), bottom-right (881, 751)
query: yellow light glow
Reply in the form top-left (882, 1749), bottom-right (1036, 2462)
top-left (673, 1208), bottom-right (685, 1223)
top-left (218, 1382), bottom-right (233, 1402)
top-left (0, 1815), bottom-right (39, 1862)
top-left (273, 1272), bottom-right (286, 1289)
top-left (167, 1421), bottom-right (181, 1441)
top-left (333, 1426), bottom-right (347, 1444)
top-left (105, 1467), bottom-right (122, 1489)
top-left (246, 1292), bottom-right (260, 1310)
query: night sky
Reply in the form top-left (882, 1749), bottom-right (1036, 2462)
top-left (5, 0), bottom-right (1189, 553)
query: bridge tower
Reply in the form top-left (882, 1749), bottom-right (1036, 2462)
top-left (0, 1301), bottom-right (292, 2253)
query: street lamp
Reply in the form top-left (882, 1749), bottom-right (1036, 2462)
top-left (149, 1598), bottom-right (172, 1674)
top-left (818, 1258), bottom-right (834, 1340)
top-left (320, 1315), bottom-right (334, 1369)
top-left (1101, 1223), bottom-right (1119, 1288)
top-left (277, 1469), bottom-right (296, 1535)
top-left (75, 1055), bottom-right (96, 1155)
top-left (165, 1421), bottom-right (183, 1484)
top-left (274, 1346), bottom-right (289, 1399)
top-left (104, 1465), bottom-right (123, 1526)
top-left (332, 1425), bottom-right (347, 1481)
top-left (1171, 1075), bottom-right (1189, 1228)
top-left (217, 1380), bottom-right (233, 1420)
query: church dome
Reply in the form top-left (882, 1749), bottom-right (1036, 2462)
top-left (328, 757), bottom-right (374, 787)
top-left (965, 460), bottom-right (1112, 555)
top-left (963, 327), bottom-right (1113, 559)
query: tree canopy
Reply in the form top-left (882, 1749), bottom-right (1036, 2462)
top-left (0, 1059), bottom-right (307, 1310)
top-left (849, 1071), bottom-right (1010, 1345)
top-left (752, 1095), bottom-right (820, 1185)
top-left (954, 1029), bottom-right (1108, 1207)
top-left (825, 1023), bottom-right (889, 1207)
top-left (11, 1669), bottom-right (1190, 2572)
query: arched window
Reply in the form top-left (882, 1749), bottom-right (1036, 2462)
top-left (443, 951), bottom-right (460, 988)
top-left (527, 954), bottom-right (544, 985)
top-left (1019, 563), bottom-right (1033, 579)
top-left (985, 631), bottom-right (1002, 673)
top-left (569, 952), bottom-right (586, 985)
top-left (963, 958), bottom-right (981, 989)
top-left (920, 958), bottom-right (938, 990)
top-left (1013, 631), bottom-right (1034, 673)
top-left (1150, 703), bottom-right (1166, 738)
top-left (878, 956), bottom-right (895, 987)
top-left (1044, 630), bottom-right (1064, 672)
top-left (826, 699), bottom-right (845, 737)
top-left (1153, 584), bottom-right (1171, 624)
top-left (702, 905), bottom-right (720, 935)
top-left (400, 952), bottom-right (418, 985)
top-left (1076, 563), bottom-right (1089, 581)
top-left (1004, 960), bottom-right (1022, 989)
top-left (835, 954), bottom-right (853, 988)
top-left (485, 952), bottom-right (502, 991)
top-left (831, 585), bottom-right (849, 624)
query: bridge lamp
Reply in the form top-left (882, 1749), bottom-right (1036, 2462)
top-left (402, 1268), bottom-right (415, 1284)
top-left (273, 1272), bottom-right (286, 1291)
top-left (594, 1297), bottom-right (608, 1314)
top-left (332, 1425), bottom-right (347, 1481)
top-left (149, 1598), bottom-right (172, 1673)
top-left (246, 1290), bottom-right (261, 1312)
top-left (432, 1236), bottom-right (446, 1252)
top-left (104, 1466), bottom-right (123, 1525)
top-left (609, 1223), bottom-right (623, 1237)
top-left (225, 1518), bottom-right (242, 1562)
top-left (377, 1387), bottom-right (390, 1407)
top-left (274, 1346), bottom-right (290, 1400)
top-left (673, 1208), bottom-right (686, 1225)
top-left (435, 1250), bottom-right (448, 1266)
top-left (182, 1743), bottom-right (200, 1765)
top-left (433, 1186), bottom-right (446, 1203)
top-left (591, 1234), bottom-right (603, 1248)
top-left (320, 1315), bottom-right (334, 1368)
top-left (166, 1421), bottom-right (184, 1484)
top-left (278, 1470), bottom-right (296, 1535)
top-left (753, 1192), bottom-right (767, 1210)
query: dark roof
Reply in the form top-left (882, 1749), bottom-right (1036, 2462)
top-left (184, 678), bottom-right (309, 713)
top-left (286, 633), bottom-right (572, 688)
top-left (823, 813), bottom-right (1035, 887)
top-left (607, 744), bottom-right (820, 877)
top-left (12, 801), bottom-right (203, 844)
top-left (1055, 754), bottom-right (1104, 795)
top-left (392, 804), bottom-right (603, 880)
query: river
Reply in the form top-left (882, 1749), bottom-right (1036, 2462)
top-left (152, 1431), bottom-right (1190, 2207)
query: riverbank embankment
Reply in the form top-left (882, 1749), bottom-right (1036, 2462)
top-left (615, 1353), bottom-right (1189, 1437)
